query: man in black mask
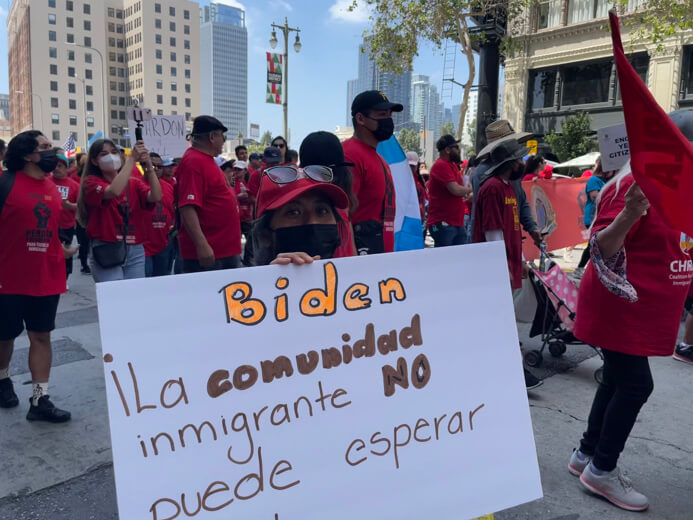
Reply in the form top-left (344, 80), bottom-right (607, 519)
top-left (342, 90), bottom-right (403, 255)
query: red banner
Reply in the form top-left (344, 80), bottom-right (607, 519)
top-left (521, 177), bottom-right (589, 261)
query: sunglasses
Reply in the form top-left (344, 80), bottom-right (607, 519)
top-left (273, 143), bottom-right (286, 149)
top-left (264, 165), bottom-right (333, 185)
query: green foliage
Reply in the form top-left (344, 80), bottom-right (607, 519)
top-left (544, 112), bottom-right (598, 163)
top-left (439, 120), bottom-right (455, 138)
top-left (398, 128), bottom-right (422, 155)
top-left (260, 130), bottom-right (273, 147)
top-left (464, 118), bottom-right (477, 157)
top-left (616, 0), bottom-right (693, 50)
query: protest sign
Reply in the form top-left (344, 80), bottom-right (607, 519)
top-left (597, 123), bottom-right (630, 172)
top-left (97, 244), bottom-right (542, 520)
top-left (127, 114), bottom-right (187, 158)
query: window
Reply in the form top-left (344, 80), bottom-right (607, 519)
top-left (50, 81), bottom-right (58, 91)
top-left (51, 98), bottom-right (59, 108)
top-left (561, 60), bottom-right (612, 105)
top-left (52, 131), bottom-right (60, 141)
top-left (171, 96), bottom-right (177, 106)
top-left (68, 83), bottom-right (76, 94)
top-left (537, 0), bottom-right (562, 30)
top-left (155, 19), bottom-right (161, 29)
top-left (87, 117), bottom-right (94, 128)
top-left (171, 82), bottom-right (177, 91)
top-left (108, 7), bottom-right (115, 17)
top-left (157, 109), bottom-right (164, 115)
top-left (170, 22), bottom-right (176, 32)
top-left (157, 95), bottom-right (163, 104)
top-left (85, 70), bottom-right (93, 80)
top-left (51, 114), bottom-right (60, 124)
top-left (184, 9), bottom-right (190, 20)
top-left (184, 25), bottom-right (190, 35)
top-left (84, 36), bottom-right (91, 47)
top-left (528, 69), bottom-right (556, 110)
top-left (49, 31), bottom-right (56, 41)
top-left (83, 3), bottom-right (90, 14)
top-left (169, 6), bottom-right (175, 16)
top-left (118, 68), bottom-right (125, 78)
top-left (155, 3), bottom-right (161, 13)
top-left (186, 112), bottom-right (191, 120)
top-left (155, 34), bottom-right (162, 44)
top-left (171, 67), bottom-right (177, 76)
top-left (69, 99), bottom-right (77, 109)
top-left (116, 9), bottom-right (123, 19)
top-left (49, 47), bottom-right (57, 58)
top-left (68, 50), bottom-right (75, 61)
top-left (85, 53), bottom-right (92, 64)
top-left (111, 110), bottom-right (118, 119)
top-left (568, 0), bottom-right (608, 24)
top-left (49, 0), bottom-right (56, 7)
top-left (184, 55), bottom-right (190, 65)
top-left (119, 111), bottom-right (126, 120)
top-left (185, 84), bottom-right (191, 93)
top-left (87, 101), bottom-right (94, 111)
top-left (156, 64), bottom-right (163, 74)
top-left (86, 86), bottom-right (93, 96)
top-left (170, 52), bottom-right (177, 62)
top-left (69, 116), bottom-right (77, 126)
top-left (109, 22), bottom-right (115, 32)
top-left (50, 64), bottom-right (58, 75)
top-left (184, 40), bottom-right (190, 50)
top-left (66, 34), bottom-right (74, 43)
top-left (185, 98), bottom-right (191, 108)
top-left (84, 20), bottom-right (91, 30)
top-left (156, 49), bottom-right (162, 59)
top-left (110, 66), bottom-right (117, 76)
top-left (184, 69), bottom-right (191, 79)
top-left (119, 97), bottom-right (126, 106)
top-left (170, 37), bottom-right (176, 47)
top-left (111, 96), bottom-right (117, 105)
top-left (681, 46), bottom-right (693, 105)
top-left (66, 16), bottom-right (73, 27)
top-left (66, 0), bottom-right (73, 11)
top-left (48, 14), bottom-right (56, 25)
top-left (156, 80), bottom-right (163, 89)
top-left (68, 67), bottom-right (75, 77)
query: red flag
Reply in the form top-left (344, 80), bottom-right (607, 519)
top-left (609, 10), bottom-right (693, 236)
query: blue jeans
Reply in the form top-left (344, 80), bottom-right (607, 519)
top-left (145, 241), bottom-right (173, 277)
top-left (90, 241), bottom-right (146, 282)
top-left (429, 223), bottom-right (467, 247)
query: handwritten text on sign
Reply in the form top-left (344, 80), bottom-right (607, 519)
top-left (127, 114), bottom-right (187, 159)
top-left (96, 244), bottom-right (542, 520)
top-left (597, 123), bottom-right (630, 172)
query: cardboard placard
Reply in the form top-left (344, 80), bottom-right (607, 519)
top-left (597, 123), bottom-right (630, 172)
top-left (127, 114), bottom-right (187, 159)
top-left (97, 245), bottom-right (542, 520)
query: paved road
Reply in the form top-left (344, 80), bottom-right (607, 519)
top-left (1, 259), bottom-right (692, 520)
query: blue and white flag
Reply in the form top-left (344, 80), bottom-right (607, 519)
top-left (377, 136), bottom-right (424, 251)
top-left (87, 130), bottom-right (104, 149)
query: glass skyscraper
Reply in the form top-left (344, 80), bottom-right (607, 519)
top-left (200, 3), bottom-right (248, 140)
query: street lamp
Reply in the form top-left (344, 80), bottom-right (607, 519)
top-left (67, 42), bottom-right (107, 141)
top-left (269, 18), bottom-right (301, 141)
top-left (75, 75), bottom-right (89, 147)
top-left (15, 90), bottom-right (45, 131)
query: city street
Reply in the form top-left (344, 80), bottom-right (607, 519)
top-left (0, 265), bottom-right (691, 520)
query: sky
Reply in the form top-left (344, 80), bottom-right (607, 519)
top-left (0, 0), bottom-right (474, 146)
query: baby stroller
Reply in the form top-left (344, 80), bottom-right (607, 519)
top-left (524, 246), bottom-right (603, 383)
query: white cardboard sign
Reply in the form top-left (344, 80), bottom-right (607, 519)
top-left (128, 114), bottom-right (187, 158)
top-left (97, 244), bottom-right (542, 520)
top-left (597, 123), bottom-right (630, 172)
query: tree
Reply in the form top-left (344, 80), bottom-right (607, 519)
top-left (398, 128), bottom-right (422, 155)
top-left (544, 112), bottom-right (598, 164)
top-left (617, 0), bottom-right (693, 50)
top-left (464, 118), bottom-right (477, 157)
top-left (355, 0), bottom-right (526, 143)
top-left (260, 130), bottom-right (273, 147)
top-left (439, 120), bottom-right (455, 138)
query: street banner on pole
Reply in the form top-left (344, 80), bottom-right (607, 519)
top-left (97, 245), bottom-right (542, 520)
top-left (266, 52), bottom-right (283, 105)
top-left (597, 123), bottom-right (630, 172)
top-left (127, 114), bottom-right (187, 158)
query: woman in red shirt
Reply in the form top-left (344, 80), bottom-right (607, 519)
top-left (77, 139), bottom-right (161, 282)
top-left (569, 152), bottom-right (693, 509)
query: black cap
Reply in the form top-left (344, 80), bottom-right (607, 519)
top-left (351, 90), bottom-right (404, 117)
top-left (263, 146), bottom-right (282, 165)
top-left (436, 134), bottom-right (461, 152)
top-left (249, 152), bottom-right (262, 160)
top-left (190, 115), bottom-right (227, 136)
top-left (299, 131), bottom-right (354, 168)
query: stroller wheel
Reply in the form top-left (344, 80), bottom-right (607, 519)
top-left (548, 341), bottom-right (567, 357)
top-left (594, 366), bottom-right (604, 385)
top-left (524, 350), bottom-right (543, 367)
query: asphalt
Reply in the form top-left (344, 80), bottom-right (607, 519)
top-left (1, 255), bottom-right (692, 520)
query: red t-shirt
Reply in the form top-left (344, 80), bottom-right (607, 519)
top-left (427, 158), bottom-right (465, 227)
top-left (342, 137), bottom-right (396, 253)
top-left (574, 174), bottom-right (693, 357)
top-left (161, 175), bottom-right (177, 188)
top-left (247, 169), bottom-right (261, 198)
top-left (473, 177), bottom-right (523, 290)
top-left (51, 176), bottom-right (80, 229)
top-left (0, 172), bottom-right (66, 296)
top-left (143, 180), bottom-right (175, 257)
top-left (176, 147), bottom-right (242, 260)
top-left (232, 179), bottom-right (253, 223)
top-left (83, 175), bottom-right (152, 244)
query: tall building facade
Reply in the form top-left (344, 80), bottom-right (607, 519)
top-left (410, 74), bottom-right (444, 141)
top-left (125, 0), bottom-right (201, 129)
top-left (200, 2), bottom-right (248, 139)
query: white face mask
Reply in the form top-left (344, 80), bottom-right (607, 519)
top-left (98, 153), bottom-right (122, 172)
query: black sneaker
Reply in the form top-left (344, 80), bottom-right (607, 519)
top-left (673, 343), bottom-right (693, 364)
top-left (81, 265), bottom-right (91, 274)
top-left (0, 378), bottom-right (19, 408)
top-left (524, 369), bottom-right (543, 391)
top-left (26, 396), bottom-right (71, 423)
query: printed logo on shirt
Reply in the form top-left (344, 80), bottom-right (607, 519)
top-left (187, 194), bottom-right (195, 200)
top-left (680, 232), bottom-right (693, 255)
top-left (96, 185), bottom-right (103, 193)
top-left (56, 185), bottom-right (70, 200)
top-left (33, 201), bottom-right (51, 229)
top-left (26, 201), bottom-right (53, 253)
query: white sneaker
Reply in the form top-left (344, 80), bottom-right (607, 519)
top-left (568, 449), bottom-right (591, 476)
top-left (580, 463), bottom-right (649, 511)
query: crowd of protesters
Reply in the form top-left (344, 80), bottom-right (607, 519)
top-left (0, 89), bottom-right (691, 514)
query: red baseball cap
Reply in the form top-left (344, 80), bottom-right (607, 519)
top-left (256, 175), bottom-right (350, 218)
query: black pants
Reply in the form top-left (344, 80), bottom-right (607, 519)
top-left (578, 247), bottom-right (591, 269)
top-left (75, 224), bottom-right (90, 270)
top-left (182, 255), bottom-right (242, 273)
top-left (58, 227), bottom-right (76, 278)
top-left (579, 349), bottom-right (654, 471)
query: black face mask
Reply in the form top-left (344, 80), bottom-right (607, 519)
top-left (273, 224), bottom-right (341, 259)
top-left (37, 150), bottom-right (59, 173)
top-left (369, 117), bottom-right (395, 142)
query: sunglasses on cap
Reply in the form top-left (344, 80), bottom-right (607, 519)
top-left (264, 165), bottom-right (333, 185)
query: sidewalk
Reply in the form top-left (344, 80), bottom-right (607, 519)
top-left (1, 269), bottom-right (692, 519)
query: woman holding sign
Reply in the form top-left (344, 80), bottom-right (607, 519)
top-left (77, 139), bottom-right (161, 282)
top-left (569, 110), bottom-right (693, 512)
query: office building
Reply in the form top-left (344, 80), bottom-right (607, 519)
top-left (200, 2), bottom-right (248, 139)
top-left (125, 0), bottom-right (201, 129)
top-left (503, 1), bottom-right (693, 135)
top-left (410, 75), bottom-right (445, 140)
top-left (0, 95), bottom-right (10, 121)
top-left (346, 78), bottom-right (358, 125)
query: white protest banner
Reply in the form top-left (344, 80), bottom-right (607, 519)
top-left (97, 244), bottom-right (542, 520)
top-left (128, 114), bottom-right (187, 158)
top-left (597, 123), bottom-right (630, 171)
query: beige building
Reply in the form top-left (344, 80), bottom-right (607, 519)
top-left (125, 0), bottom-right (200, 128)
top-left (8, 0), bottom-right (200, 149)
top-left (503, 1), bottom-right (693, 136)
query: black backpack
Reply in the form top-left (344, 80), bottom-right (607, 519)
top-left (0, 171), bottom-right (16, 218)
